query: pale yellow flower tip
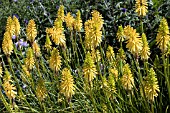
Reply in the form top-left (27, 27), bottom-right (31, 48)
top-left (135, 0), bottom-right (148, 16)
top-left (60, 68), bottom-right (75, 100)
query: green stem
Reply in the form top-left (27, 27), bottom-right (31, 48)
top-left (135, 60), bottom-right (150, 112)
top-left (162, 54), bottom-right (170, 101)
top-left (151, 101), bottom-right (154, 113)
top-left (140, 17), bottom-right (144, 33)
top-left (78, 32), bottom-right (86, 54)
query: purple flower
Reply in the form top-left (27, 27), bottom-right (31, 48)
top-left (30, 0), bottom-right (34, 3)
top-left (12, 14), bottom-right (19, 19)
top-left (121, 8), bottom-right (127, 13)
top-left (19, 39), bottom-right (29, 47)
top-left (12, 35), bottom-right (16, 39)
top-left (15, 39), bottom-right (29, 49)
top-left (56, 5), bottom-right (59, 10)
top-left (24, 19), bottom-right (28, 25)
top-left (13, 0), bottom-right (17, 2)
top-left (15, 42), bottom-right (19, 47)
top-left (22, 42), bottom-right (29, 47)
top-left (27, 6), bottom-right (30, 9)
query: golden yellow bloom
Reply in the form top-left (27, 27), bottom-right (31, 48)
top-left (135, 0), bottom-right (148, 16)
top-left (25, 48), bottom-right (35, 70)
top-left (91, 49), bottom-right (101, 62)
top-left (54, 18), bottom-right (63, 28)
top-left (91, 10), bottom-right (104, 29)
top-left (57, 5), bottom-right (65, 21)
top-left (26, 19), bottom-right (37, 43)
top-left (49, 48), bottom-right (62, 72)
top-left (22, 65), bottom-right (31, 78)
top-left (124, 25), bottom-right (134, 39)
top-left (74, 10), bottom-right (82, 32)
top-left (13, 16), bottom-right (20, 37)
top-left (32, 41), bottom-right (41, 57)
top-left (102, 76), bottom-right (108, 88)
top-left (117, 25), bottom-right (125, 42)
top-left (46, 26), bottom-right (66, 46)
top-left (117, 47), bottom-right (126, 62)
top-left (106, 46), bottom-right (115, 61)
top-left (65, 12), bottom-right (75, 30)
top-left (84, 10), bottom-right (104, 50)
top-left (109, 68), bottom-right (118, 82)
top-left (83, 52), bottom-right (97, 84)
top-left (3, 70), bottom-right (17, 100)
top-left (125, 26), bottom-right (143, 55)
top-left (2, 31), bottom-right (14, 56)
top-left (60, 68), bottom-right (75, 100)
top-left (142, 68), bottom-right (159, 101)
top-left (121, 64), bottom-right (134, 90)
top-left (36, 78), bottom-right (47, 101)
top-left (141, 33), bottom-right (150, 60)
top-left (3, 82), bottom-right (17, 100)
top-left (84, 19), bottom-right (96, 50)
top-left (6, 16), bottom-right (14, 37)
top-left (102, 75), bottom-right (116, 98)
top-left (156, 17), bottom-right (170, 53)
top-left (45, 34), bottom-right (52, 50)
top-left (3, 70), bottom-right (11, 82)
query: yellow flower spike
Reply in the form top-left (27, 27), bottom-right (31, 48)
top-left (143, 68), bottom-right (159, 101)
top-left (84, 19), bottom-right (94, 50)
top-left (60, 68), bottom-right (75, 100)
top-left (74, 10), bottom-right (82, 32)
top-left (13, 16), bottom-right (20, 37)
top-left (57, 5), bottom-right (65, 22)
top-left (102, 76), bottom-right (109, 88)
top-left (24, 48), bottom-right (35, 70)
top-left (141, 33), bottom-right (150, 60)
top-left (125, 26), bottom-right (143, 55)
top-left (135, 0), bottom-right (148, 16)
top-left (65, 12), bottom-right (75, 30)
top-left (26, 19), bottom-right (37, 43)
top-left (106, 46), bottom-right (115, 62)
top-left (91, 49), bottom-right (101, 62)
top-left (32, 41), bottom-right (41, 57)
top-left (2, 31), bottom-right (14, 56)
top-left (124, 25), bottom-right (134, 39)
top-left (3, 82), bottom-right (17, 100)
top-left (46, 21), bottom-right (66, 47)
top-left (3, 70), bottom-right (17, 100)
top-left (117, 25), bottom-right (125, 42)
top-left (3, 70), bottom-right (11, 82)
top-left (117, 47), bottom-right (126, 61)
top-left (83, 52), bottom-right (97, 85)
top-left (108, 73), bottom-right (117, 93)
top-left (49, 48), bottom-right (62, 72)
top-left (109, 68), bottom-right (118, 82)
top-left (6, 16), bottom-right (15, 37)
top-left (121, 64), bottom-right (134, 90)
top-left (84, 10), bottom-right (104, 50)
top-left (54, 18), bottom-right (63, 29)
top-left (91, 10), bottom-right (104, 29)
top-left (156, 17), bottom-right (170, 53)
top-left (22, 65), bottom-right (31, 78)
top-left (36, 78), bottom-right (47, 101)
top-left (45, 34), bottom-right (52, 50)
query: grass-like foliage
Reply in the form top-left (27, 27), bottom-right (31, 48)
top-left (0, 0), bottom-right (169, 112)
